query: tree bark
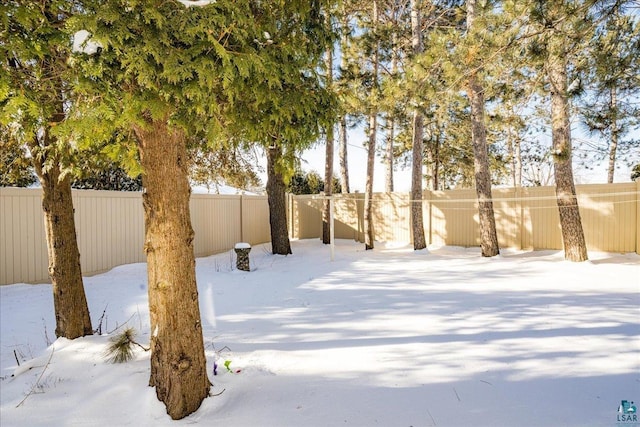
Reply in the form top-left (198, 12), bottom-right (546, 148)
top-left (29, 100), bottom-right (93, 340)
top-left (410, 0), bottom-right (426, 250)
top-left (135, 119), bottom-right (210, 420)
top-left (37, 158), bottom-right (93, 339)
top-left (364, 0), bottom-right (379, 251)
top-left (546, 33), bottom-right (588, 262)
top-left (385, 116), bottom-right (395, 193)
top-left (338, 13), bottom-right (350, 195)
top-left (364, 112), bottom-right (377, 250)
top-left (607, 86), bottom-right (618, 184)
top-left (338, 116), bottom-right (350, 194)
top-left (385, 32), bottom-right (399, 193)
top-left (322, 49), bottom-right (334, 244)
top-left (467, 0), bottom-right (499, 257)
top-left (266, 144), bottom-right (292, 255)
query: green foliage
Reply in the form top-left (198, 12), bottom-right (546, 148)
top-left (189, 143), bottom-right (262, 191)
top-left (0, 131), bottom-right (36, 187)
top-left (0, 0), bottom-right (82, 179)
top-left (287, 169), bottom-right (339, 195)
top-left (104, 328), bottom-right (140, 364)
top-left (631, 164), bottom-right (640, 181)
top-left (578, 8), bottom-right (640, 167)
top-left (72, 0), bottom-right (337, 183)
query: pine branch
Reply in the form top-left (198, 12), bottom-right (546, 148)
top-left (103, 328), bottom-right (149, 364)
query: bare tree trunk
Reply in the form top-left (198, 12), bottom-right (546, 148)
top-left (323, 49), bottom-right (334, 244)
top-left (29, 102), bottom-right (92, 340)
top-left (385, 117), bottom-right (395, 193)
top-left (338, 14), bottom-right (350, 194)
top-left (37, 159), bottom-right (93, 339)
top-left (266, 143), bottom-right (293, 255)
top-left (135, 119), bottom-right (210, 420)
top-left (338, 116), bottom-right (350, 193)
top-left (364, 112), bottom-right (377, 250)
top-left (385, 32), bottom-right (399, 193)
top-left (364, 0), bottom-right (379, 251)
top-left (607, 86), bottom-right (618, 184)
top-left (410, 0), bottom-right (426, 250)
top-left (514, 134), bottom-right (522, 187)
top-left (546, 34), bottom-right (588, 262)
top-left (467, 0), bottom-right (499, 257)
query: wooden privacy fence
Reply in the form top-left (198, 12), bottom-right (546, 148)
top-left (0, 188), bottom-right (271, 285)
top-left (289, 182), bottom-right (640, 255)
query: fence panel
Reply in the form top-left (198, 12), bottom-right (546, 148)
top-left (289, 183), bottom-right (638, 253)
top-left (241, 195), bottom-right (271, 245)
top-left (0, 188), bottom-right (48, 284)
top-left (1, 183), bottom-right (637, 285)
top-left (0, 188), bottom-right (271, 285)
top-left (576, 183), bottom-right (638, 252)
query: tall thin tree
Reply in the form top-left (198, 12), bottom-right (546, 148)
top-left (364, 0), bottom-right (380, 250)
top-left (323, 48), bottom-right (335, 244)
top-left (466, 0), bottom-right (500, 257)
top-left (410, 0), bottom-right (427, 250)
top-left (538, 1), bottom-right (588, 261)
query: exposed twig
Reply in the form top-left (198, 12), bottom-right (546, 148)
top-left (13, 350), bottom-right (20, 367)
top-left (426, 407), bottom-right (437, 426)
top-left (95, 305), bottom-right (108, 335)
top-left (106, 313), bottom-right (136, 335)
top-left (211, 388), bottom-right (226, 397)
top-left (16, 346), bottom-right (55, 408)
top-left (42, 319), bottom-right (51, 347)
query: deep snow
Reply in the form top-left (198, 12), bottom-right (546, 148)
top-left (1, 239), bottom-right (639, 427)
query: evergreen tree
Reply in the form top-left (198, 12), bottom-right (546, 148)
top-left (409, 0), bottom-right (427, 250)
top-left (323, 48), bottom-right (335, 244)
top-left (216, 2), bottom-right (336, 255)
top-left (521, 0), bottom-right (590, 261)
top-left (465, 0), bottom-right (499, 257)
top-left (76, 0), bottom-right (300, 417)
top-left (580, 6), bottom-right (640, 182)
top-left (1, 0), bottom-right (93, 339)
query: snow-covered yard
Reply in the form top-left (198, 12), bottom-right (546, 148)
top-left (1, 239), bottom-right (639, 427)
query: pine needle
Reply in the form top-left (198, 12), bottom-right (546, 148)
top-left (104, 328), bottom-right (139, 364)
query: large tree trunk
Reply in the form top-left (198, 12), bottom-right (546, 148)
top-left (135, 119), bottom-right (210, 420)
top-left (266, 144), bottom-right (292, 255)
top-left (410, 0), bottom-right (426, 250)
top-left (546, 34), bottom-right (588, 262)
top-left (29, 101), bottom-right (93, 340)
top-left (364, 0), bottom-right (379, 251)
top-left (322, 49), bottom-right (334, 244)
top-left (467, 0), bottom-right (499, 257)
top-left (36, 157), bottom-right (93, 339)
